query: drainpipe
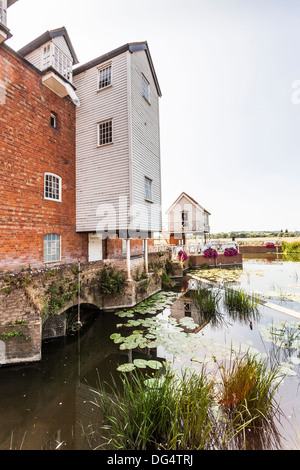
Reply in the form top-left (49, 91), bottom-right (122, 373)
top-left (126, 239), bottom-right (132, 280)
top-left (144, 239), bottom-right (148, 274)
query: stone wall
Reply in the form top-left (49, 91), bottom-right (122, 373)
top-left (0, 256), bottom-right (164, 366)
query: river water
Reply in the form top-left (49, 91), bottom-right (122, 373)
top-left (1, 254), bottom-right (300, 450)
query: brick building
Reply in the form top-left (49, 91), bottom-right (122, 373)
top-left (0, 19), bottom-right (88, 271)
top-left (0, 1), bottom-right (162, 275)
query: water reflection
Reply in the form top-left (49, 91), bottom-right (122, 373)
top-left (0, 260), bottom-right (300, 449)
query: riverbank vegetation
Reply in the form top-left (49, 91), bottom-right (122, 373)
top-left (282, 241), bottom-right (300, 254)
top-left (210, 231), bottom-right (300, 239)
top-left (91, 353), bottom-right (283, 450)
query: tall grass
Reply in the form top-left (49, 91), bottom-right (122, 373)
top-left (224, 287), bottom-right (259, 320)
top-left (191, 284), bottom-right (222, 326)
top-left (90, 354), bottom-right (284, 450)
top-left (216, 352), bottom-right (283, 449)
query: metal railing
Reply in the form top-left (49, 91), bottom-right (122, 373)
top-left (170, 242), bottom-right (239, 260)
top-left (162, 221), bottom-right (210, 233)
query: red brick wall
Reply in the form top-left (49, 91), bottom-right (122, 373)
top-left (105, 236), bottom-right (154, 259)
top-left (239, 245), bottom-right (281, 253)
top-left (0, 45), bottom-right (88, 272)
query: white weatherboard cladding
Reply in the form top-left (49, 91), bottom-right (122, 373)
top-left (74, 52), bottom-right (130, 233)
top-left (130, 50), bottom-right (162, 233)
top-left (52, 35), bottom-right (73, 62)
top-left (24, 36), bottom-right (72, 72)
top-left (24, 41), bottom-right (52, 70)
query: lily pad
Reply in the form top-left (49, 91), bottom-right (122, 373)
top-left (133, 359), bottom-right (148, 368)
top-left (144, 377), bottom-right (165, 388)
top-left (117, 363), bottom-right (136, 372)
top-left (147, 360), bottom-right (163, 370)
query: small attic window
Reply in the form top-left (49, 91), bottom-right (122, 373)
top-left (142, 75), bottom-right (150, 104)
top-left (50, 112), bottom-right (57, 129)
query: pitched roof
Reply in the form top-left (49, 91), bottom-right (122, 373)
top-left (8, 0), bottom-right (18, 7)
top-left (17, 27), bottom-right (79, 65)
top-left (166, 192), bottom-right (211, 215)
top-left (73, 41), bottom-right (162, 97)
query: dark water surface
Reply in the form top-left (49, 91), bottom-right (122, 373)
top-left (1, 256), bottom-right (300, 450)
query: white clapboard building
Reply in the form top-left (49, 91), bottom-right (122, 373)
top-left (73, 42), bottom-right (162, 265)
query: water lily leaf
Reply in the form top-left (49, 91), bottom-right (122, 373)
top-left (144, 377), bottom-right (165, 388)
top-left (146, 340), bottom-right (160, 348)
top-left (116, 311), bottom-right (134, 318)
top-left (133, 359), bottom-right (148, 368)
top-left (117, 363), bottom-right (136, 372)
top-left (110, 333), bottom-right (121, 340)
top-left (147, 360), bottom-right (162, 370)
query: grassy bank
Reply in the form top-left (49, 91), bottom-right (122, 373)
top-left (91, 355), bottom-right (284, 451)
top-left (282, 241), bottom-right (300, 254)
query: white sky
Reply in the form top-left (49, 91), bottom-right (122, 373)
top-left (6, 0), bottom-right (300, 233)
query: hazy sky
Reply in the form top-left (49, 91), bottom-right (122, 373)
top-left (6, 0), bottom-right (300, 232)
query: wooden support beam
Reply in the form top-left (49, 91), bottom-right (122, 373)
top-left (126, 239), bottom-right (132, 280)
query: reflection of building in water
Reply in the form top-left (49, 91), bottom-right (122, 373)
top-left (170, 297), bottom-right (208, 332)
top-left (171, 297), bottom-right (199, 323)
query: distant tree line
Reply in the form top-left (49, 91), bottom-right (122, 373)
top-left (210, 230), bottom-right (299, 239)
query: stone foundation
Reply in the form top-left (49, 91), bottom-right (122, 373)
top-left (0, 256), bottom-right (166, 366)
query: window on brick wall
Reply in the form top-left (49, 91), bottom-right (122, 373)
top-left (44, 234), bottom-right (61, 263)
top-left (50, 112), bottom-right (57, 129)
top-left (44, 173), bottom-right (62, 202)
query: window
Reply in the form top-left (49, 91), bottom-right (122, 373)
top-left (182, 211), bottom-right (188, 228)
top-left (44, 173), bottom-right (62, 201)
top-left (44, 234), bottom-right (61, 263)
top-left (145, 177), bottom-right (152, 201)
top-left (42, 43), bottom-right (72, 82)
top-left (53, 45), bottom-right (72, 81)
top-left (98, 64), bottom-right (112, 90)
top-left (122, 239), bottom-right (127, 254)
top-left (50, 112), bottom-right (57, 129)
top-left (42, 44), bottom-right (52, 70)
top-left (98, 120), bottom-right (113, 146)
top-left (142, 75), bottom-right (150, 103)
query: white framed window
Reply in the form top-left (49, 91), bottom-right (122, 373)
top-left (44, 234), bottom-right (61, 263)
top-left (98, 64), bottom-right (112, 90)
top-left (44, 173), bottom-right (62, 202)
top-left (122, 239), bottom-right (127, 254)
top-left (42, 44), bottom-right (52, 70)
top-left (98, 119), bottom-right (113, 146)
top-left (182, 211), bottom-right (188, 228)
top-left (145, 177), bottom-right (152, 201)
top-left (53, 45), bottom-right (72, 81)
top-left (142, 75), bottom-right (150, 103)
top-left (42, 43), bottom-right (72, 82)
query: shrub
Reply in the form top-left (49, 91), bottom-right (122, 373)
top-left (97, 266), bottom-right (126, 297)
